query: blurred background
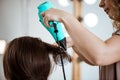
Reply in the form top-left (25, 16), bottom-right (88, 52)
top-left (0, 0), bottom-right (114, 80)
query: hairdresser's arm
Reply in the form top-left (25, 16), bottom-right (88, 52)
top-left (73, 46), bottom-right (97, 65)
top-left (42, 8), bottom-right (120, 66)
top-left (66, 37), bottom-right (95, 65)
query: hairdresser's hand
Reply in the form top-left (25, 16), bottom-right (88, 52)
top-left (52, 42), bottom-right (58, 46)
top-left (66, 37), bottom-right (74, 48)
top-left (41, 8), bottom-right (72, 27)
top-left (52, 37), bottom-right (73, 48)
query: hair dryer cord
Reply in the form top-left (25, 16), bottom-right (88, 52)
top-left (53, 23), bottom-right (66, 80)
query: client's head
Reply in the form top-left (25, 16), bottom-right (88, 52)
top-left (3, 36), bottom-right (71, 80)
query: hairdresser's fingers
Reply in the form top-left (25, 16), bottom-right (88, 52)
top-left (41, 13), bottom-right (45, 17)
top-left (43, 15), bottom-right (50, 27)
top-left (52, 42), bottom-right (58, 46)
top-left (41, 12), bottom-right (50, 27)
top-left (66, 37), bottom-right (74, 48)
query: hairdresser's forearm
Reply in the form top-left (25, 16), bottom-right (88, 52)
top-left (61, 14), bottom-right (108, 65)
top-left (73, 45), bottom-right (96, 65)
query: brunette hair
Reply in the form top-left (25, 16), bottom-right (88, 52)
top-left (110, 0), bottom-right (120, 29)
top-left (3, 36), bottom-right (71, 80)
